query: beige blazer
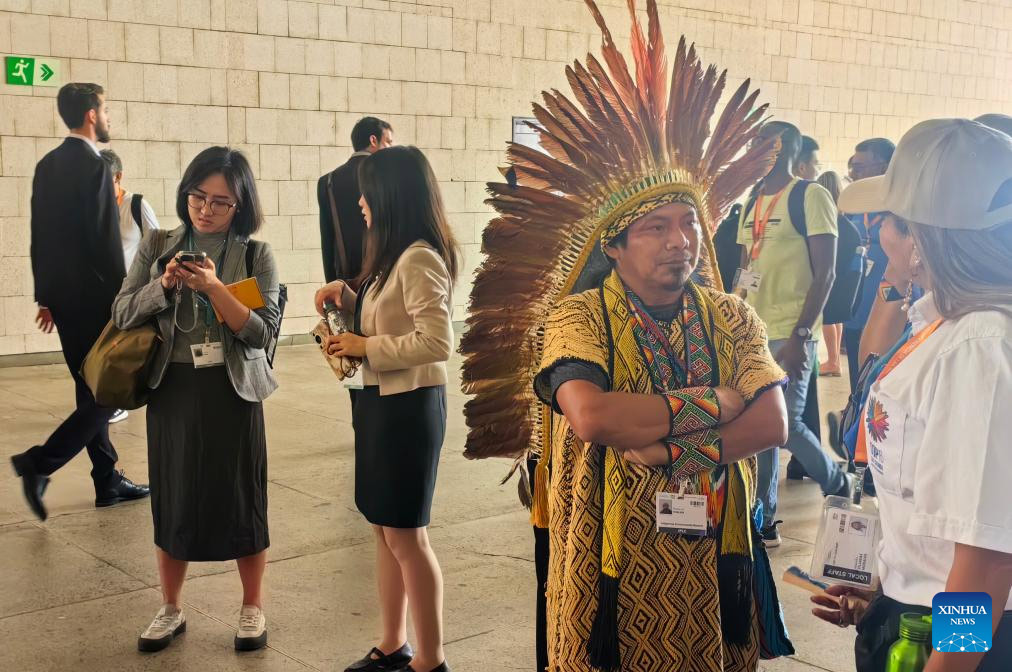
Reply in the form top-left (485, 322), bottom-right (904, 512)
top-left (351, 240), bottom-right (453, 396)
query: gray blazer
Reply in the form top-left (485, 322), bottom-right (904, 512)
top-left (111, 224), bottom-right (280, 402)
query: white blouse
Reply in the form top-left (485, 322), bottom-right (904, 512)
top-left (866, 292), bottom-right (1012, 610)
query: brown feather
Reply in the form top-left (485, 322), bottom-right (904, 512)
top-left (460, 2), bottom-right (779, 461)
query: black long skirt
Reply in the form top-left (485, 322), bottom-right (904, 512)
top-left (146, 364), bottom-right (269, 561)
top-left (353, 385), bottom-right (446, 528)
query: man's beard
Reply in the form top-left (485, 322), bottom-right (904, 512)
top-left (95, 121), bottom-right (110, 144)
top-left (660, 266), bottom-right (694, 293)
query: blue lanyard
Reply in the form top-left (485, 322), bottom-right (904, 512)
top-left (184, 229), bottom-right (229, 330)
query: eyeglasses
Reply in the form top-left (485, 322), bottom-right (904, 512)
top-left (187, 192), bottom-right (237, 217)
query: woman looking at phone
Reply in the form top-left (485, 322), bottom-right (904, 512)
top-left (315, 146), bottom-right (458, 672)
top-left (112, 147), bottom-right (280, 654)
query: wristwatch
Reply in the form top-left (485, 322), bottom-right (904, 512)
top-left (794, 326), bottom-right (813, 340)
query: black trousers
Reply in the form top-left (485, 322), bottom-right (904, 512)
top-left (856, 595), bottom-right (1012, 672)
top-left (534, 523), bottom-right (549, 672)
top-left (530, 457), bottom-right (550, 672)
top-left (22, 305), bottom-right (118, 488)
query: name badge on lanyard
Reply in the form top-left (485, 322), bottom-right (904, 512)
top-left (811, 497), bottom-right (881, 589)
top-left (733, 267), bottom-right (763, 293)
top-left (191, 341), bottom-right (225, 367)
top-left (184, 231), bottom-right (229, 369)
top-left (736, 188), bottom-right (785, 295)
top-left (191, 295), bottom-right (225, 368)
top-left (656, 491), bottom-right (708, 537)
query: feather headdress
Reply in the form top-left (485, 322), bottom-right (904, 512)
top-left (460, 0), bottom-right (778, 463)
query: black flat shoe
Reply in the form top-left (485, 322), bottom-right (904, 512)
top-left (404, 662), bottom-right (450, 672)
top-left (95, 470), bottom-right (150, 507)
top-left (11, 453), bottom-right (49, 521)
top-left (345, 643), bottom-right (413, 671)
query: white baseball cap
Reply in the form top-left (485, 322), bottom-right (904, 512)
top-left (839, 118), bottom-right (1012, 230)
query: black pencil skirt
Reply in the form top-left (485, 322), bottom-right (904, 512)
top-left (353, 385), bottom-right (447, 528)
top-left (146, 364), bottom-right (269, 561)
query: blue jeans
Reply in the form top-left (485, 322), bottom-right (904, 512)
top-left (756, 338), bottom-right (847, 529)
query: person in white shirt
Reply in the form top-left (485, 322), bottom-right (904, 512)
top-left (99, 149), bottom-right (159, 272)
top-left (808, 118), bottom-right (1012, 672)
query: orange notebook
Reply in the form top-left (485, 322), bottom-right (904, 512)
top-left (213, 277), bottom-right (266, 322)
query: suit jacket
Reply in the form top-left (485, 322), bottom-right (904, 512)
top-left (351, 241), bottom-right (453, 396)
top-left (317, 152), bottom-right (369, 284)
top-left (31, 137), bottom-right (125, 312)
top-left (111, 225), bottom-right (280, 403)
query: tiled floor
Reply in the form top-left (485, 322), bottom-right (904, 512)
top-left (0, 345), bottom-right (858, 671)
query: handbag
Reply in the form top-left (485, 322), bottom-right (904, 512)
top-left (80, 320), bottom-right (160, 410)
top-left (80, 230), bottom-right (170, 409)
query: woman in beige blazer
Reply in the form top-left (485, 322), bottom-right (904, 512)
top-left (315, 146), bottom-right (459, 672)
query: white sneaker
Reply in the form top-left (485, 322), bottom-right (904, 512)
top-left (138, 604), bottom-right (185, 652)
top-left (108, 409), bottom-right (129, 424)
top-left (234, 605), bottom-right (267, 651)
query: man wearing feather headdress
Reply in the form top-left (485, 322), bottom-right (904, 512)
top-left (460, 1), bottom-right (797, 670)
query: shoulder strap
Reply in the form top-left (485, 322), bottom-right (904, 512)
top-left (788, 180), bottom-right (812, 238)
top-left (245, 239), bottom-right (256, 278)
top-left (740, 191), bottom-right (759, 223)
top-left (131, 193), bottom-right (144, 232)
top-left (326, 172), bottom-right (350, 278)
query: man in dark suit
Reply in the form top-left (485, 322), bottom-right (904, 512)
top-left (317, 116), bottom-right (393, 286)
top-left (11, 82), bottom-right (149, 521)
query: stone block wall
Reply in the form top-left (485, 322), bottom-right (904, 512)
top-left (1, 0), bottom-right (1009, 354)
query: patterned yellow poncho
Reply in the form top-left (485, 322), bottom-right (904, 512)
top-left (534, 274), bottom-right (785, 672)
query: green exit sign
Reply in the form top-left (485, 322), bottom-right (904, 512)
top-left (5, 56), bottom-right (60, 87)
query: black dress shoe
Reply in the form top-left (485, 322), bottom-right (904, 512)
top-left (95, 470), bottom-right (150, 507)
top-left (345, 644), bottom-right (413, 671)
top-left (11, 453), bottom-right (49, 521)
top-left (404, 662), bottom-right (450, 672)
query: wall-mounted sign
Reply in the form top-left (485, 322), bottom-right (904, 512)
top-left (5, 56), bottom-right (61, 87)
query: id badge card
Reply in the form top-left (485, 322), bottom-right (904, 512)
top-left (656, 492), bottom-right (708, 537)
top-left (733, 268), bottom-right (763, 293)
top-left (343, 365), bottom-right (364, 390)
top-left (811, 498), bottom-right (881, 589)
top-left (191, 341), bottom-right (225, 368)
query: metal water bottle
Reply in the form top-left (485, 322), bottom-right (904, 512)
top-left (885, 613), bottom-right (932, 672)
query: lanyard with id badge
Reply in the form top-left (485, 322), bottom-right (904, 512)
top-left (733, 188), bottom-right (786, 295)
top-left (174, 233), bottom-right (228, 368)
top-left (811, 319), bottom-right (944, 589)
top-left (656, 480), bottom-right (709, 537)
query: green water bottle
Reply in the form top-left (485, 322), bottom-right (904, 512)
top-left (886, 613), bottom-right (932, 672)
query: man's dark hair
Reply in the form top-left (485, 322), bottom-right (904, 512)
top-left (56, 82), bottom-right (104, 129)
top-left (855, 137), bottom-right (895, 165)
top-left (176, 146), bottom-right (263, 237)
top-left (799, 135), bottom-right (819, 164)
top-left (99, 149), bottom-right (122, 175)
top-left (762, 121), bottom-right (802, 164)
top-left (351, 116), bottom-right (392, 152)
top-left (604, 229), bottom-right (629, 267)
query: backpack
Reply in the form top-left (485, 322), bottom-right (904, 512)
top-left (130, 193), bottom-right (144, 231)
top-left (245, 241), bottom-right (287, 368)
top-left (742, 180), bottom-right (866, 323)
top-left (712, 202), bottom-right (743, 292)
